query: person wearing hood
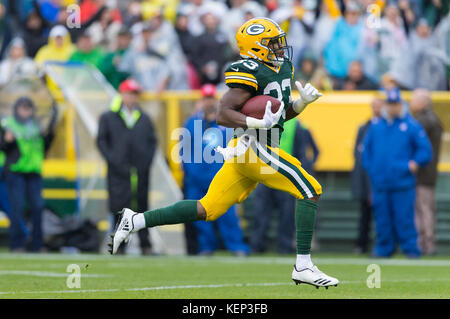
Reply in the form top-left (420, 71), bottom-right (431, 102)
top-left (17, 0), bottom-right (107, 58)
top-left (99, 26), bottom-right (131, 89)
top-left (174, 10), bottom-right (196, 62)
top-left (293, 51), bottom-right (333, 91)
top-left (0, 97), bottom-right (58, 252)
top-left (34, 25), bottom-right (76, 66)
top-left (190, 6), bottom-right (233, 85)
top-left (69, 31), bottom-right (105, 69)
top-left (96, 79), bottom-right (157, 255)
top-left (362, 88), bottom-right (432, 258)
top-left (323, 2), bottom-right (364, 79)
top-left (21, 6), bottom-right (51, 58)
top-left (0, 37), bottom-right (39, 87)
top-left (85, 6), bottom-right (122, 51)
top-left (389, 18), bottom-right (447, 90)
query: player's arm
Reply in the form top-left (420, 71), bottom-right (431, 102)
top-left (218, 61), bottom-right (283, 129)
top-left (285, 104), bottom-right (301, 121)
top-left (216, 87), bottom-right (252, 129)
top-left (217, 88), bottom-right (284, 129)
top-left (285, 81), bottom-right (323, 121)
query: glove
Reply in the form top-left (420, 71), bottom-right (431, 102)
top-left (215, 135), bottom-right (252, 160)
top-left (246, 100), bottom-right (284, 129)
top-left (292, 81), bottom-right (322, 114)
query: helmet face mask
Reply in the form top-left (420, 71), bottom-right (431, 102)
top-left (236, 18), bottom-right (292, 67)
top-left (262, 34), bottom-right (292, 67)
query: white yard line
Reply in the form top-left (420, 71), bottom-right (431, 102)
top-left (0, 253), bottom-right (114, 261)
top-left (204, 257), bottom-right (450, 267)
top-left (0, 282), bottom-right (287, 295)
top-left (1, 279), bottom-right (449, 296)
top-left (0, 270), bottom-right (111, 278)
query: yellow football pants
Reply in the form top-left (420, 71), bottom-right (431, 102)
top-left (199, 137), bottom-right (322, 221)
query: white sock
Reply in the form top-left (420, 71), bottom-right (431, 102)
top-left (296, 254), bottom-right (313, 269)
top-left (132, 213), bottom-right (146, 231)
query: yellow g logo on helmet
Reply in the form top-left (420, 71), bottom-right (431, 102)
top-left (236, 18), bottom-right (292, 67)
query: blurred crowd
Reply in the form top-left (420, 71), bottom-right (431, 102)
top-left (0, 0), bottom-right (449, 93)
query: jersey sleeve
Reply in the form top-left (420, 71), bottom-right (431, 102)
top-left (224, 60), bottom-right (259, 94)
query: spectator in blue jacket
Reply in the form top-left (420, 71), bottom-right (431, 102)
top-left (323, 2), bottom-right (364, 80)
top-left (362, 88), bottom-right (432, 258)
top-left (181, 84), bottom-right (250, 256)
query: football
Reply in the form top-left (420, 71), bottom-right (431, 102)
top-left (240, 95), bottom-right (281, 119)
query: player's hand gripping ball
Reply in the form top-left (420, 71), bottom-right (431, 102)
top-left (241, 95), bottom-right (283, 129)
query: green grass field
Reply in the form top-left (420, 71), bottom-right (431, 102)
top-left (0, 252), bottom-right (449, 299)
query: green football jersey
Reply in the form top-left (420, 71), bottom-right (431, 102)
top-left (224, 58), bottom-right (294, 147)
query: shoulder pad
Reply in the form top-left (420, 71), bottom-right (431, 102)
top-left (224, 59), bottom-right (260, 92)
top-left (226, 59), bottom-right (260, 74)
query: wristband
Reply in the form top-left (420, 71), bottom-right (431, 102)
top-left (246, 116), bottom-right (265, 129)
top-left (292, 98), bottom-right (307, 114)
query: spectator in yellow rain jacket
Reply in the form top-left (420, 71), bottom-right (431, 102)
top-left (34, 25), bottom-right (75, 66)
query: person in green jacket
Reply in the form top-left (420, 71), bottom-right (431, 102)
top-left (0, 97), bottom-right (57, 252)
top-left (69, 31), bottom-right (104, 70)
top-left (99, 26), bottom-right (131, 89)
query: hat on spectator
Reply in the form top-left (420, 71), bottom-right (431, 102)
top-left (14, 96), bottom-right (35, 109)
top-left (141, 22), bottom-right (152, 32)
top-left (241, 1), bottom-right (266, 18)
top-left (201, 84), bottom-right (216, 98)
top-left (301, 49), bottom-right (317, 62)
top-left (198, 2), bottom-right (227, 19)
top-left (416, 17), bottom-right (430, 28)
top-left (302, 0), bottom-right (318, 11)
top-left (384, 87), bottom-right (402, 104)
top-left (345, 1), bottom-right (361, 13)
top-left (141, 20), bottom-right (160, 33)
top-left (119, 79), bottom-right (142, 93)
top-left (118, 25), bottom-right (131, 36)
top-left (79, 29), bottom-right (92, 39)
top-left (8, 37), bottom-right (26, 50)
top-left (177, 4), bottom-right (192, 17)
top-left (142, 3), bottom-right (162, 21)
top-left (49, 25), bottom-right (68, 38)
top-left (265, 0), bottom-right (278, 12)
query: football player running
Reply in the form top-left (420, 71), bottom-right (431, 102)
top-left (109, 18), bottom-right (339, 289)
